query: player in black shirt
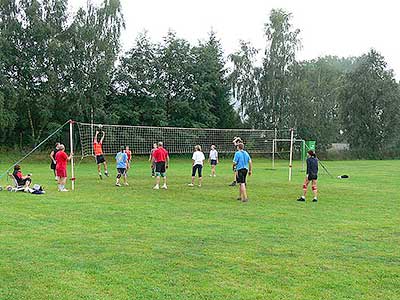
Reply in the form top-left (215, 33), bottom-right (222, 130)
top-left (297, 150), bottom-right (318, 202)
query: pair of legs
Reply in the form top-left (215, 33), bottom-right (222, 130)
top-left (154, 162), bottom-right (167, 189)
top-left (151, 162), bottom-right (155, 177)
top-left (300, 177), bottom-right (318, 201)
top-left (229, 170), bottom-right (238, 186)
top-left (20, 178), bottom-right (32, 189)
top-left (237, 169), bottom-right (248, 202)
top-left (96, 155), bottom-right (108, 178)
top-left (190, 165), bottom-right (203, 187)
top-left (57, 176), bottom-right (68, 192)
top-left (116, 168), bottom-right (128, 186)
top-left (210, 160), bottom-right (217, 176)
top-left (154, 173), bottom-right (167, 189)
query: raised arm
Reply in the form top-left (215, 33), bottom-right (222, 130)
top-left (94, 131), bottom-right (99, 143)
top-left (100, 131), bottom-right (105, 144)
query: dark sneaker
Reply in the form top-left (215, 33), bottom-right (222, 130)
top-left (237, 197), bottom-right (241, 201)
top-left (99, 174), bottom-right (102, 180)
top-left (297, 197), bottom-right (305, 202)
top-left (312, 198), bottom-right (318, 202)
top-left (105, 172), bottom-right (109, 177)
top-left (229, 181), bottom-right (237, 186)
top-left (242, 199), bottom-right (249, 203)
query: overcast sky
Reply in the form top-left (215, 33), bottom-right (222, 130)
top-left (69, 0), bottom-right (400, 79)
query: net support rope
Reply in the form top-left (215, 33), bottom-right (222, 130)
top-left (0, 120), bottom-right (70, 180)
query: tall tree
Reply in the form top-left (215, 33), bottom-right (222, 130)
top-left (229, 40), bottom-right (261, 127)
top-left (340, 49), bottom-right (400, 154)
top-left (192, 31), bottom-right (238, 128)
top-left (260, 8), bottom-right (300, 129)
top-left (67, 0), bottom-right (124, 123)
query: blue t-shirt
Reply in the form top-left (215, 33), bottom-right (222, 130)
top-left (115, 152), bottom-right (128, 169)
top-left (233, 150), bottom-right (251, 170)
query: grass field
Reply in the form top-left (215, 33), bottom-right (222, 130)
top-left (0, 157), bottom-right (399, 300)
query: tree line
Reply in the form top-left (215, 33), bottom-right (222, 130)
top-left (1, 1), bottom-right (399, 157)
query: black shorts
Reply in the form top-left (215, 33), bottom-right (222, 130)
top-left (117, 168), bottom-right (126, 175)
top-left (210, 159), bottom-right (217, 166)
top-left (308, 174), bottom-right (318, 180)
top-left (96, 155), bottom-right (106, 164)
top-left (18, 178), bottom-right (31, 186)
top-left (155, 162), bottom-right (166, 174)
top-left (50, 162), bottom-right (56, 170)
top-left (192, 164), bottom-right (203, 177)
top-left (237, 169), bottom-right (248, 184)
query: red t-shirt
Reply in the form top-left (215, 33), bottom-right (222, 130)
top-left (126, 150), bottom-right (132, 161)
top-left (153, 147), bottom-right (169, 163)
top-left (94, 142), bottom-right (103, 156)
top-left (55, 151), bottom-right (68, 171)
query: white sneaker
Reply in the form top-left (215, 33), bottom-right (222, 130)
top-left (188, 183), bottom-right (194, 187)
top-left (116, 183), bottom-right (121, 187)
top-left (60, 188), bottom-right (69, 192)
top-left (198, 185), bottom-right (202, 188)
top-left (153, 185), bottom-right (159, 190)
top-left (209, 174), bottom-right (213, 177)
top-left (162, 184), bottom-right (168, 190)
top-left (213, 174), bottom-right (217, 177)
top-left (124, 183), bottom-right (129, 186)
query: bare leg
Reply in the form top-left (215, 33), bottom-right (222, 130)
top-left (191, 176), bottom-right (195, 184)
top-left (199, 176), bottom-right (202, 187)
top-left (312, 180), bottom-right (318, 199)
top-left (303, 178), bottom-right (310, 197)
top-left (103, 162), bottom-right (108, 174)
top-left (240, 183), bottom-right (248, 201)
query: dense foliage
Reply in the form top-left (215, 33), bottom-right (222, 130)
top-left (0, 1), bottom-right (399, 156)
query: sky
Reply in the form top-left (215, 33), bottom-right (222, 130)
top-left (69, 0), bottom-right (400, 79)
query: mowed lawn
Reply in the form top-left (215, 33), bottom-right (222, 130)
top-left (0, 157), bottom-right (399, 300)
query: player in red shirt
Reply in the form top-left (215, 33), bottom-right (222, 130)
top-left (153, 141), bottom-right (170, 190)
top-left (125, 145), bottom-right (132, 171)
top-left (55, 144), bottom-right (73, 192)
top-left (94, 130), bottom-right (109, 179)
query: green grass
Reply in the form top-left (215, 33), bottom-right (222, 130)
top-left (0, 157), bottom-right (399, 300)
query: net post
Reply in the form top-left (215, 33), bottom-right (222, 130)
top-left (69, 120), bottom-right (75, 191)
top-left (288, 128), bottom-right (294, 182)
top-left (272, 139), bottom-right (275, 169)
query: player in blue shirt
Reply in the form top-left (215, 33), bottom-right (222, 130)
top-left (233, 143), bottom-right (253, 202)
top-left (115, 146), bottom-right (128, 187)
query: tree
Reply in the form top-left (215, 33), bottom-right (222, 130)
top-left (229, 40), bottom-right (261, 127)
top-left (340, 49), bottom-right (400, 154)
top-left (111, 32), bottom-right (166, 126)
top-left (288, 56), bottom-right (356, 148)
top-left (260, 8), bottom-right (301, 129)
top-left (192, 31), bottom-right (238, 128)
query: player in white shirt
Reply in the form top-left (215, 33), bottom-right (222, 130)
top-left (208, 144), bottom-right (219, 177)
top-left (188, 145), bottom-right (205, 187)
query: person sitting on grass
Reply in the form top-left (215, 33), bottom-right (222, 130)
top-left (188, 145), bottom-right (205, 187)
top-left (115, 146), bottom-right (128, 187)
top-left (209, 144), bottom-right (219, 177)
top-left (12, 165), bottom-right (32, 191)
top-left (297, 150), bottom-right (318, 202)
